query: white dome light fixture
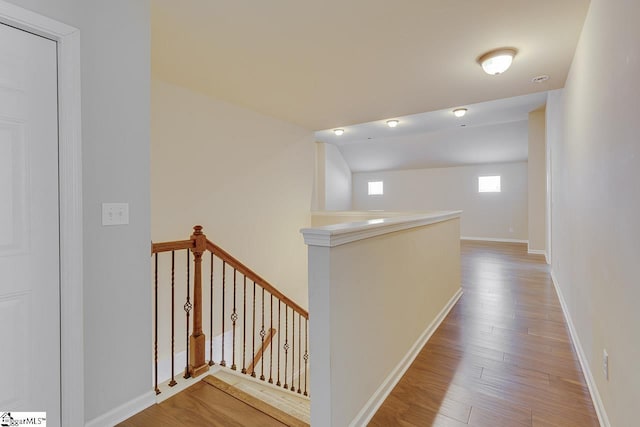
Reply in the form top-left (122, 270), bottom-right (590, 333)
top-left (386, 119), bottom-right (399, 128)
top-left (478, 48), bottom-right (517, 75)
top-left (333, 129), bottom-right (344, 136)
top-left (453, 108), bottom-right (467, 118)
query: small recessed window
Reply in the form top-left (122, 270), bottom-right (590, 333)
top-left (368, 181), bottom-right (384, 196)
top-left (478, 176), bottom-right (501, 193)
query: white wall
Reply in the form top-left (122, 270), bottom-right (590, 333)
top-left (528, 109), bottom-right (547, 254)
top-left (151, 79), bottom-right (314, 307)
top-left (4, 0), bottom-right (152, 423)
top-left (547, 0), bottom-right (640, 425)
top-left (353, 162), bottom-right (528, 241)
top-left (322, 143), bottom-right (352, 210)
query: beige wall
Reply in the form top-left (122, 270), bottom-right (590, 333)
top-left (307, 217), bottom-right (461, 425)
top-left (353, 162), bottom-right (528, 241)
top-left (527, 109), bottom-right (547, 254)
top-left (547, 0), bottom-right (640, 425)
top-left (151, 79), bottom-right (314, 308)
top-left (314, 142), bottom-right (352, 211)
top-left (323, 143), bottom-right (352, 210)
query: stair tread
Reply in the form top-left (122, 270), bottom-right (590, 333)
top-left (203, 374), bottom-right (310, 426)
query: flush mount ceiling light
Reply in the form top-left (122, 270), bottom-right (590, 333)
top-left (478, 48), bottom-right (518, 75)
top-left (386, 119), bottom-right (399, 128)
top-left (333, 129), bottom-right (344, 136)
top-left (453, 108), bottom-right (467, 118)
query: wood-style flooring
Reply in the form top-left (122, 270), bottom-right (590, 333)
top-left (370, 241), bottom-right (600, 427)
top-left (117, 376), bottom-right (306, 427)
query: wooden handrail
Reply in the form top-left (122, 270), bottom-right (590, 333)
top-left (207, 241), bottom-right (309, 319)
top-left (152, 239), bottom-right (194, 253)
top-left (150, 235), bottom-right (308, 319)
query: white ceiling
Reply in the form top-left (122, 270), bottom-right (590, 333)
top-left (317, 92), bottom-right (547, 172)
top-left (152, 0), bottom-right (589, 131)
top-left (152, 0), bottom-right (589, 171)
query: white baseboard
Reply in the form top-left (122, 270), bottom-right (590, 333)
top-left (550, 272), bottom-right (610, 427)
top-left (85, 390), bottom-right (155, 427)
top-left (460, 236), bottom-right (528, 244)
top-left (527, 243), bottom-right (547, 258)
top-left (349, 288), bottom-right (463, 426)
top-left (527, 249), bottom-right (546, 256)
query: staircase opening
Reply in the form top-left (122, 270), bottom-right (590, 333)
top-left (150, 226), bottom-right (310, 420)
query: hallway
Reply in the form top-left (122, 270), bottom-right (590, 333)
top-left (370, 241), bottom-right (600, 426)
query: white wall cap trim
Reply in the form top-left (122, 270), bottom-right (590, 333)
top-left (301, 211), bottom-right (461, 247)
top-left (310, 210), bottom-right (421, 217)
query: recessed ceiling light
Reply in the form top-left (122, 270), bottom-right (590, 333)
top-left (386, 119), bottom-right (399, 128)
top-left (532, 75), bottom-right (550, 83)
top-left (478, 48), bottom-right (518, 75)
top-left (333, 129), bottom-right (344, 136)
top-left (453, 108), bottom-right (467, 118)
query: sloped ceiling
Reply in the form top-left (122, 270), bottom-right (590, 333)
top-left (317, 92), bottom-right (547, 172)
top-left (152, 0), bottom-right (589, 131)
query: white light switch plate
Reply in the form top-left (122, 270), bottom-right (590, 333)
top-left (102, 203), bottom-right (129, 226)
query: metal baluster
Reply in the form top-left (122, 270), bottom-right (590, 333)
top-left (298, 313), bottom-right (302, 393)
top-left (291, 310), bottom-right (295, 391)
top-left (231, 269), bottom-right (237, 370)
top-left (251, 281), bottom-right (256, 377)
top-left (277, 300), bottom-right (281, 387)
top-left (304, 317), bottom-right (309, 396)
top-left (169, 251), bottom-right (177, 387)
top-left (209, 253), bottom-right (214, 366)
top-left (269, 294), bottom-right (274, 384)
top-left (260, 288), bottom-right (266, 381)
top-left (284, 305), bottom-right (289, 390)
top-left (154, 253), bottom-right (160, 394)
top-left (220, 261), bottom-right (226, 367)
top-left (242, 276), bottom-right (247, 374)
top-left (184, 250), bottom-right (192, 379)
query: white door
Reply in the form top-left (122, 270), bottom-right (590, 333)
top-left (0, 23), bottom-right (60, 426)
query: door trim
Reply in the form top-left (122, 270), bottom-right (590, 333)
top-left (0, 2), bottom-right (83, 426)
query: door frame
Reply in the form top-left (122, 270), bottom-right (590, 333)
top-left (0, 2), bottom-right (83, 426)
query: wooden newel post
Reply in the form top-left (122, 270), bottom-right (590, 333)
top-left (189, 225), bottom-right (210, 377)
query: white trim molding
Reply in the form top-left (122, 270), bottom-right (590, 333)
top-left (0, 3), bottom-right (84, 426)
top-left (527, 243), bottom-right (548, 258)
top-left (85, 391), bottom-right (155, 427)
top-left (301, 211), bottom-right (462, 247)
top-left (350, 288), bottom-right (463, 426)
top-left (551, 272), bottom-right (610, 427)
top-left (527, 249), bottom-right (547, 256)
top-left (461, 236), bottom-right (528, 244)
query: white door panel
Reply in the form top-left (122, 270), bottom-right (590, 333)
top-left (0, 22), bottom-right (60, 426)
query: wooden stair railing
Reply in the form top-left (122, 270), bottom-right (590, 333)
top-left (152, 226), bottom-right (310, 398)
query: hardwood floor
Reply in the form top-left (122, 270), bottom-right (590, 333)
top-left (118, 378), bottom-right (299, 427)
top-left (369, 241), bottom-right (600, 427)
